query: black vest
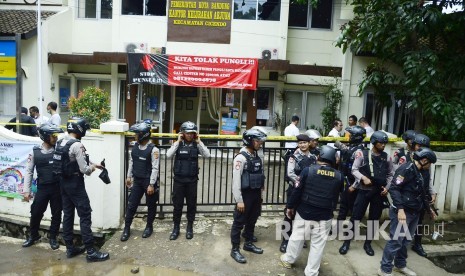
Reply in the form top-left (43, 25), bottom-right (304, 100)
top-left (131, 143), bottom-right (155, 179)
top-left (397, 148), bottom-right (413, 163)
top-left (399, 162), bottom-right (425, 211)
top-left (341, 144), bottom-right (365, 180)
top-left (240, 152), bottom-right (265, 190)
top-left (173, 142), bottom-right (199, 177)
top-left (301, 164), bottom-right (343, 209)
top-left (53, 139), bottom-right (80, 177)
top-left (33, 146), bottom-right (57, 185)
top-left (359, 150), bottom-right (388, 186)
top-left (292, 153), bottom-right (316, 176)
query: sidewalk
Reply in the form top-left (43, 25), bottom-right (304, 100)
top-left (0, 216), bottom-right (456, 275)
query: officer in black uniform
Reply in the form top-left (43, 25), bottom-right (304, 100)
top-left (393, 130), bottom-right (416, 167)
top-left (166, 121), bottom-right (210, 240)
top-left (280, 145), bottom-right (344, 274)
top-left (339, 131), bottom-right (394, 256)
top-left (230, 129), bottom-right (267, 264)
top-left (379, 148), bottom-right (437, 276)
top-left (54, 117), bottom-right (109, 262)
top-left (407, 134), bottom-right (436, 257)
top-left (120, 122), bottom-right (160, 241)
top-left (22, 124), bottom-right (64, 250)
top-left (279, 133), bottom-right (318, 253)
top-left (334, 125), bottom-right (367, 221)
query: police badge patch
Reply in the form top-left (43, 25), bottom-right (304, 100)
top-left (395, 175), bottom-right (404, 185)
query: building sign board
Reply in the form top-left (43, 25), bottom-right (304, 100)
top-left (0, 41), bottom-right (16, 84)
top-left (128, 53), bottom-right (258, 90)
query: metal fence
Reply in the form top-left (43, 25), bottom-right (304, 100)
top-left (124, 137), bottom-right (289, 218)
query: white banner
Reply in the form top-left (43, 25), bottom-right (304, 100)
top-left (0, 140), bottom-right (40, 199)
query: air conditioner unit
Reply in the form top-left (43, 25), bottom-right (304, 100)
top-left (124, 42), bottom-right (148, 53)
top-left (261, 48), bottom-right (279, 60)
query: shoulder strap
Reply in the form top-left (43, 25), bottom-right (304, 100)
top-left (367, 149), bottom-right (374, 178)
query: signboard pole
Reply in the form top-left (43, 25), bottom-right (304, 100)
top-left (37, 0), bottom-right (44, 114)
top-left (15, 34), bottom-right (22, 135)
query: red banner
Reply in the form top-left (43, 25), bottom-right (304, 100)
top-left (128, 53), bottom-right (258, 90)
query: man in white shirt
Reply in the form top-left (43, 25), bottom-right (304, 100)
top-left (328, 119), bottom-right (343, 138)
top-left (29, 106), bottom-right (49, 126)
top-left (284, 116), bottom-right (300, 149)
top-left (358, 117), bottom-right (374, 137)
top-left (47, 102), bottom-right (61, 126)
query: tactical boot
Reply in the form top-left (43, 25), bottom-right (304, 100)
top-left (169, 223), bottom-right (180, 240)
top-left (66, 246), bottom-right (86, 258)
top-left (411, 243), bottom-right (427, 257)
top-left (22, 236), bottom-right (40, 248)
top-left (363, 241), bottom-right (375, 256)
top-left (120, 227), bottom-right (130, 241)
top-left (86, 247), bottom-right (110, 262)
top-left (49, 238), bottom-right (60, 250)
top-left (142, 226), bottom-right (153, 238)
top-left (243, 241), bottom-right (263, 254)
top-left (279, 240), bottom-right (288, 253)
top-left (230, 243), bottom-right (246, 264)
top-left (339, 240), bottom-right (350, 255)
top-left (186, 222), bottom-right (194, 239)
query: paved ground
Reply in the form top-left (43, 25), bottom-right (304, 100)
top-left (0, 216), bottom-right (460, 276)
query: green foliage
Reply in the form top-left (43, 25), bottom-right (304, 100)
top-left (321, 79), bottom-right (343, 134)
top-left (68, 86), bottom-right (111, 129)
top-left (337, 0), bottom-right (465, 141)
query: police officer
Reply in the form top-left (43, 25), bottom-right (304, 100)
top-left (166, 121), bottom-right (210, 240)
top-left (230, 129), bottom-right (267, 264)
top-left (279, 133), bottom-right (318, 253)
top-left (339, 131), bottom-right (394, 256)
top-left (22, 124), bottom-right (64, 250)
top-left (55, 117), bottom-right (109, 262)
top-left (334, 125), bottom-right (366, 221)
top-left (378, 148), bottom-right (437, 276)
top-left (120, 122), bottom-right (160, 241)
top-left (408, 134), bottom-right (436, 257)
top-left (280, 146), bottom-right (343, 275)
top-left (393, 130), bottom-right (416, 167)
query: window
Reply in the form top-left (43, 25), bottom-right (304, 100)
top-left (76, 79), bottom-right (111, 102)
top-left (78, 0), bottom-right (113, 19)
top-left (0, 84), bottom-right (16, 117)
top-left (140, 84), bottom-right (162, 122)
top-left (284, 90), bottom-right (325, 131)
top-left (288, 0), bottom-right (332, 29)
top-left (241, 87), bottom-right (275, 127)
top-left (122, 0), bottom-right (167, 16)
top-left (233, 0), bottom-right (281, 21)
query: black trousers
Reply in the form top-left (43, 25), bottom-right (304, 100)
top-left (282, 184), bottom-right (294, 240)
top-left (230, 189), bottom-right (261, 244)
top-left (60, 175), bottom-right (94, 250)
top-left (348, 189), bottom-right (383, 242)
top-left (125, 177), bottom-right (158, 227)
top-left (29, 183), bottom-right (62, 238)
top-left (337, 186), bottom-right (358, 221)
top-left (172, 179), bottom-right (197, 224)
top-left (413, 209), bottom-right (427, 240)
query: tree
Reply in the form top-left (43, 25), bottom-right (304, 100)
top-left (68, 86), bottom-right (111, 129)
top-left (336, 0), bottom-right (465, 141)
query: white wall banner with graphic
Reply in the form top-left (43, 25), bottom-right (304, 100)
top-left (0, 140), bottom-right (39, 199)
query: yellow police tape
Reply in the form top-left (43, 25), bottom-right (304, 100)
top-left (2, 122), bottom-right (465, 146)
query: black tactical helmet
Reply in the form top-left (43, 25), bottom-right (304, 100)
top-left (348, 125), bottom-right (366, 143)
top-left (370, 131), bottom-right (389, 145)
top-left (318, 145), bottom-right (336, 165)
top-left (38, 123), bottom-right (64, 143)
top-left (129, 122), bottom-right (151, 143)
top-left (401, 130), bottom-right (416, 142)
top-left (412, 133), bottom-right (430, 147)
top-left (180, 121), bottom-right (198, 134)
top-left (413, 147), bottom-right (437, 164)
top-left (67, 117), bottom-right (90, 137)
top-left (305, 129), bottom-right (322, 140)
top-left (242, 128), bottom-right (267, 148)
